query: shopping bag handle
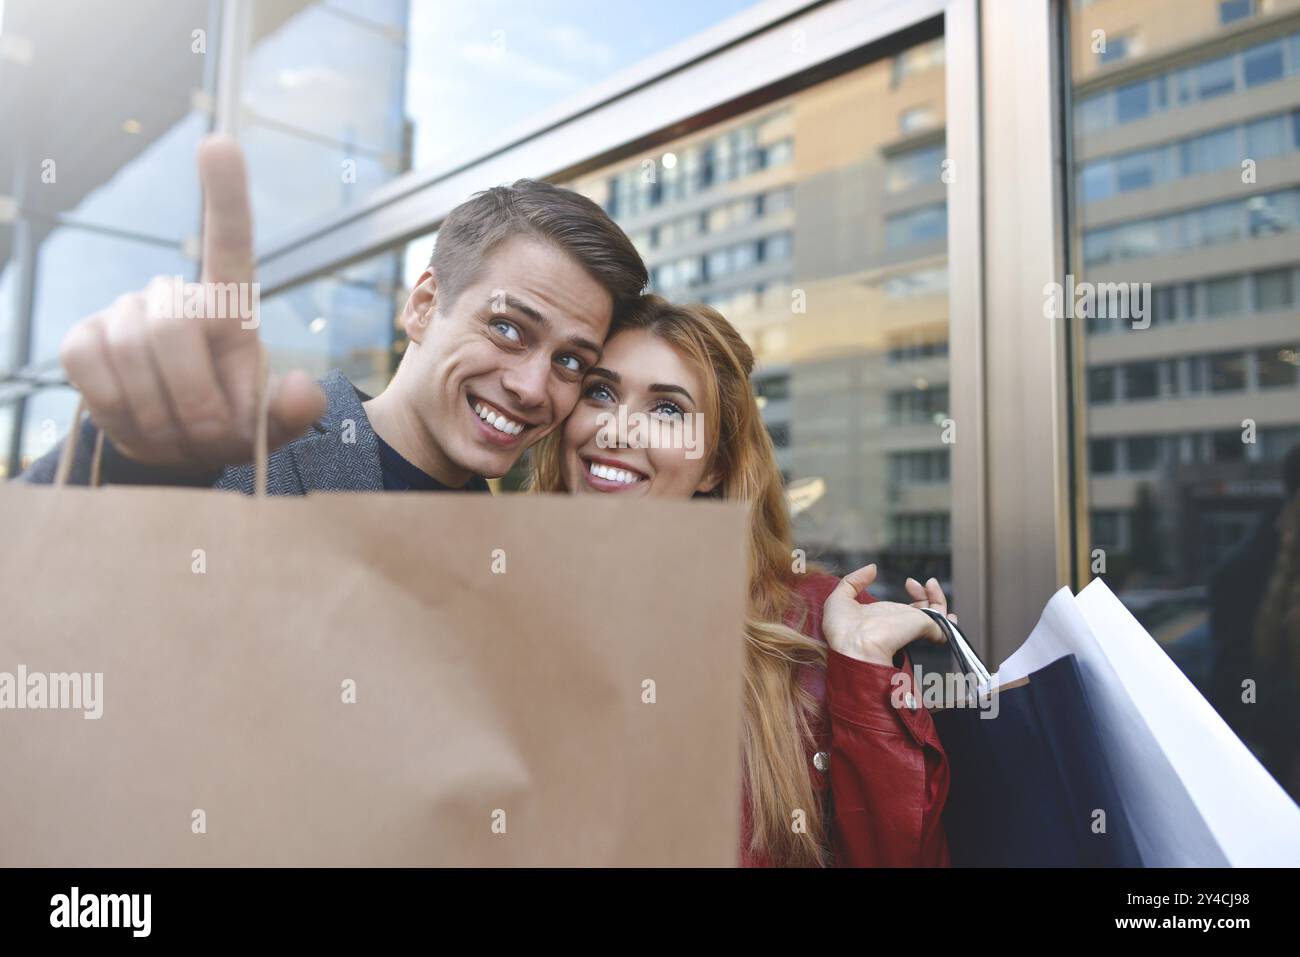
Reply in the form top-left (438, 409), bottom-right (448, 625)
top-left (53, 344), bottom-right (271, 496)
top-left (921, 606), bottom-right (993, 688)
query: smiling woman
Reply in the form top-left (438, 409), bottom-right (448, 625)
top-left (528, 295), bottom-right (953, 867)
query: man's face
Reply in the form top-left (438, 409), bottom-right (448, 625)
top-left (403, 237), bottom-right (614, 481)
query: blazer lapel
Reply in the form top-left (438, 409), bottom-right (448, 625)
top-left (288, 369), bottom-right (384, 492)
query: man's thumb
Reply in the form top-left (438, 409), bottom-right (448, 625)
top-left (266, 371), bottom-right (328, 445)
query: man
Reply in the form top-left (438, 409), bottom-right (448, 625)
top-left (19, 135), bottom-right (647, 493)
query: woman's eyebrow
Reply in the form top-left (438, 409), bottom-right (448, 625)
top-left (586, 366), bottom-right (619, 382)
top-left (649, 384), bottom-right (694, 402)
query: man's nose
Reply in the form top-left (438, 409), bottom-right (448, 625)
top-left (501, 352), bottom-right (550, 408)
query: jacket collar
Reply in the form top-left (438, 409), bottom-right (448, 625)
top-left (288, 368), bottom-right (384, 492)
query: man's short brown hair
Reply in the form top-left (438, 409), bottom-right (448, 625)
top-left (429, 179), bottom-right (647, 320)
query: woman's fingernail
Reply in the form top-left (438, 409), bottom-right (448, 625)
top-left (927, 577), bottom-right (939, 587)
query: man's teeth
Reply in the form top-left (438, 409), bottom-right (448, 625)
top-left (474, 402), bottom-right (525, 436)
top-left (589, 462), bottom-right (643, 485)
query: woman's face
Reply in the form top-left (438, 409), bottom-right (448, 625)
top-left (561, 328), bottom-right (718, 499)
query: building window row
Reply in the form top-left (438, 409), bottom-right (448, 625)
top-left (693, 276), bottom-right (793, 317)
top-left (883, 265), bottom-right (949, 299)
top-left (888, 337), bottom-right (950, 363)
top-left (626, 186), bottom-right (793, 253)
top-left (890, 512), bottom-right (951, 548)
top-left (1082, 186), bottom-right (1300, 266)
top-left (604, 113), bottom-right (794, 219)
top-left (886, 142), bottom-right (947, 193)
top-left (885, 202), bottom-right (948, 249)
top-left (1089, 424), bottom-right (1300, 475)
top-left (1087, 344), bottom-right (1299, 403)
top-left (887, 384), bottom-right (950, 425)
top-left (1086, 265), bottom-right (1298, 333)
top-left (888, 448), bottom-right (951, 484)
top-left (1079, 109), bottom-right (1300, 203)
top-left (649, 233), bottom-right (793, 292)
top-left (1075, 28), bottom-right (1300, 134)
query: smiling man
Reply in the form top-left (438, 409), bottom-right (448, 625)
top-left (19, 135), bottom-right (647, 494)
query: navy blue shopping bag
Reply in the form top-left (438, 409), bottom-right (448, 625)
top-left (923, 611), bottom-right (1142, 867)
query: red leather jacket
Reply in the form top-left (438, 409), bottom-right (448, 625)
top-left (739, 573), bottom-right (951, 867)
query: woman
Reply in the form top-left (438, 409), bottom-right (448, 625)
top-left (531, 294), bottom-right (954, 867)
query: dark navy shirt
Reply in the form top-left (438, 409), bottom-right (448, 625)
top-left (374, 433), bottom-right (489, 493)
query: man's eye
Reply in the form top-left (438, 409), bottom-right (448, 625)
top-left (491, 319), bottom-right (521, 343)
top-left (651, 400), bottom-right (685, 420)
top-left (556, 354), bottom-right (583, 373)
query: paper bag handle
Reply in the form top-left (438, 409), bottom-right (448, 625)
top-left (921, 607), bottom-right (993, 688)
top-left (53, 345), bottom-right (271, 497)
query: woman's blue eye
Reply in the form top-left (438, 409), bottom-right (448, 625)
top-left (586, 383), bottom-right (615, 402)
top-left (651, 400), bottom-right (685, 420)
top-left (491, 319), bottom-right (521, 342)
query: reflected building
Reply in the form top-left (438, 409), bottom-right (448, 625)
top-left (1071, 0), bottom-right (1300, 596)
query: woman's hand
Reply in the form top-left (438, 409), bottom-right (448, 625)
top-left (823, 564), bottom-right (950, 667)
top-left (904, 575), bottom-right (956, 624)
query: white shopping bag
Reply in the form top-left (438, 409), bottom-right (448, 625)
top-left (996, 578), bottom-right (1300, 867)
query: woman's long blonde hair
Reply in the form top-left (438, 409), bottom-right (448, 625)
top-left (530, 294), bottom-right (831, 866)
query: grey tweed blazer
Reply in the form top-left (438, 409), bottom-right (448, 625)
top-left (18, 369), bottom-right (384, 494)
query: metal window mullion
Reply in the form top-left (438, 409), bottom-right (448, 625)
top-left (979, 0), bottom-right (1076, 662)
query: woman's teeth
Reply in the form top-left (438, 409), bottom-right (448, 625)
top-left (588, 462), bottom-right (644, 485)
top-left (474, 402), bottom-right (525, 436)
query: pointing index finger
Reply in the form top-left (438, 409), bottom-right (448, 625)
top-left (198, 135), bottom-right (255, 287)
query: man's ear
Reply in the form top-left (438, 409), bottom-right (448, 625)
top-left (401, 268), bottom-right (439, 343)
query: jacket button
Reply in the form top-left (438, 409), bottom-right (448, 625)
top-left (904, 692), bottom-right (918, 710)
top-left (813, 751), bottom-right (830, 772)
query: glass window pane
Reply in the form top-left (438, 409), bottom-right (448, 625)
top-left (1078, 93), bottom-right (1111, 133)
top-left (1088, 366), bottom-right (1117, 403)
top-left (1257, 346), bottom-right (1300, 388)
top-left (1152, 285), bottom-right (1179, 324)
top-left (1070, 3), bottom-right (1300, 793)
top-left (1254, 268), bottom-right (1294, 310)
top-left (1208, 352), bottom-right (1247, 392)
top-left (1219, 0), bottom-right (1255, 25)
top-left (238, 0), bottom-right (765, 248)
top-left (0, 223), bottom-right (15, 374)
top-left (1124, 361), bottom-right (1160, 399)
top-left (1080, 161), bottom-right (1113, 202)
top-left (259, 245), bottom-right (409, 395)
top-left (1115, 150), bottom-right (1160, 190)
top-left (1205, 275), bottom-right (1244, 317)
top-left (1183, 127), bottom-right (1238, 174)
top-left (1243, 40), bottom-right (1284, 88)
top-left (1115, 80), bottom-right (1152, 122)
top-left (29, 228), bottom-right (194, 365)
top-left (1127, 436), bottom-right (1160, 471)
top-left (0, 404), bottom-right (13, 480)
top-left (1089, 438), bottom-right (1117, 474)
top-left (1196, 55), bottom-right (1237, 99)
top-left (1245, 115), bottom-right (1287, 158)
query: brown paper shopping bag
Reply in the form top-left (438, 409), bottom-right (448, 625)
top-left (0, 392), bottom-right (747, 866)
